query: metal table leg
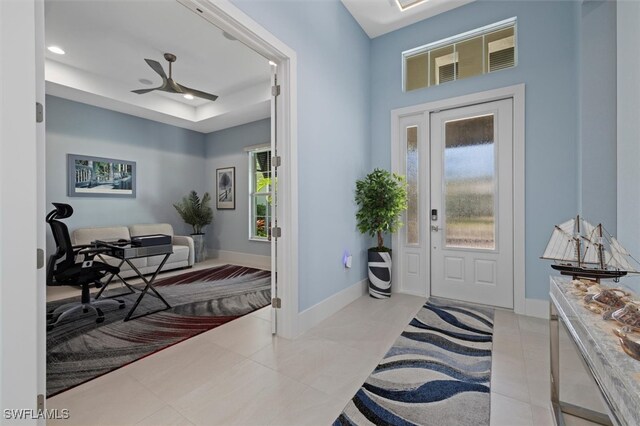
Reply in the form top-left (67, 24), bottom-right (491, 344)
top-left (94, 257), bottom-right (138, 299)
top-left (123, 254), bottom-right (172, 321)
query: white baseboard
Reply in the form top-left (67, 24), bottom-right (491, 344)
top-left (208, 249), bottom-right (271, 270)
top-left (297, 278), bottom-right (368, 334)
top-left (525, 298), bottom-right (549, 319)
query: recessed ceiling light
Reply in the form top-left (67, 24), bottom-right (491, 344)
top-left (138, 78), bottom-right (153, 85)
top-left (268, 61), bottom-right (277, 67)
top-left (183, 94), bottom-right (194, 100)
top-left (395, 0), bottom-right (427, 11)
top-left (47, 46), bottom-right (65, 55)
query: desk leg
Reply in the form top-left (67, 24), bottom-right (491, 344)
top-left (123, 254), bottom-right (172, 322)
top-left (94, 257), bottom-right (137, 300)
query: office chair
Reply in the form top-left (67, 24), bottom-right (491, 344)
top-left (46, 203), bottom-right (125, 330)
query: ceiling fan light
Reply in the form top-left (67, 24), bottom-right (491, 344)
top-left (183, 94), bottom-right (194, 100)
top-left (47, 46), bottom-right (65, 55)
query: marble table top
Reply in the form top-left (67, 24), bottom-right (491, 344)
top-left (550, 276), bottom-right (640, 426)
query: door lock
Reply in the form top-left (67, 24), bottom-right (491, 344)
top-left (431, 225), bottom-right (440, 232)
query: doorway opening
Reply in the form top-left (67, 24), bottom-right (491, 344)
top-left (40, 0), bottom-right (297, 402)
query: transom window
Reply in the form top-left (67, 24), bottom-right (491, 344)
top-left (403, 17), bottom-right (517, 92)
top-left (249, 147), bottom-right (272, 241)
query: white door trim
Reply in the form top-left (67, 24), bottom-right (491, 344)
top-left (179, 0), bottom-right (299, 338)
top-left (391, 84), bottom-right (526, 314)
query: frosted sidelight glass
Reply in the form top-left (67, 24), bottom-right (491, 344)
top-left (444, 114), bottom-right (495, 249)
top-left (406, 126), bottom-right (419, 245)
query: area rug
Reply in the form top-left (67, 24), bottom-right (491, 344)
top-left (334, 298), bottom-right (494, 426)
top-left (46, 264), bottom-right (270, 397)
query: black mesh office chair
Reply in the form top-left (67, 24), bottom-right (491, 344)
top-left (46, 203), bottom-right (125, 330)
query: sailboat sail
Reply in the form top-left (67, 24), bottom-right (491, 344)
top-left (542, 219), bottom-right (576, 261)
top-left (582, 238), bottom-right (600, 264)
top-left (608, 237), bottom-right (638, 272)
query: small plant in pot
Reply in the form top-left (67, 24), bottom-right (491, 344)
top-left (173, 190), bottom-right (213, 263)
top-left (355, 169), bottom-right (408, 298)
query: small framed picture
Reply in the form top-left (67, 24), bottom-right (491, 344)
top-left (67, 154), bottom-right (136, 198)
top-left (216, 167), bottom-right (235, 209)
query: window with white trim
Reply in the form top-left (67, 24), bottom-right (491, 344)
top-left (249, 147), bottom-right (272, 241)
top-left (403, 18), bottom-right (517, 92)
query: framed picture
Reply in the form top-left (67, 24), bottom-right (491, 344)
top-left (67, 154), bottom-right (136, 198)
top-left (216, 167), bottom-right (235, 209)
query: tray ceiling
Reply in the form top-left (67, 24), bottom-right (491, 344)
top-left (45, 0), bottom-right (271, 133)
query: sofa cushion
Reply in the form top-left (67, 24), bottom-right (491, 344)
top-left (72, 226), bottom-right (130, 246)
top-left (129, 223), bottom-right (174, 238)
top-left (147, 245), bottom-right (189, 267)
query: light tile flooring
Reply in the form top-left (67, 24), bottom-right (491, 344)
top-left (47, 268), bottom-right (607, 425)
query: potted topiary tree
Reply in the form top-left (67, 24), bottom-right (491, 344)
top-left (355, 168), bottom-right (408, 298)
top-left (173, 190), bottom-right (213, 263)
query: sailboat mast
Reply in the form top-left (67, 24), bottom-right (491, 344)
top-left (598, 224), bottom-right (605, 269)
top-left (576, 215), bottom-right (582, 267)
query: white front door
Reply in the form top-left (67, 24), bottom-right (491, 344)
top-left (430, 99), bottom-right (514, 308)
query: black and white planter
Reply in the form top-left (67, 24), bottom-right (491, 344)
top-left (191, 233), bottom-right (207, 263)
top-left (367, 249), bottom-right (392, 298)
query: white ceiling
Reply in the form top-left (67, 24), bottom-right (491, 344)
top-left (341, 0), bottom-right (475, 38)
top-left (44, 0), bottom-right (271, 133)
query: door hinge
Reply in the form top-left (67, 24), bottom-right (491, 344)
top-left (272, 84), bottom-right (281, 97)
top-left (36, 102), bottom-right (44, 123)
top-left (272, 155), bottom-right (281, 168)
top-left (271, 297), bottom-right (282, 309)
top-left (271, 226), bottom-right (282, 239)
top-left (37, 248), bottom-right (45, 269)
top-left (37, 394), bottom-right (45, 411)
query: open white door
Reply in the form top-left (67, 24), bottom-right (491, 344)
top-left (269, 63), bottom-right (279, 334)
top-left (430, 99), bottom-right (514, 308)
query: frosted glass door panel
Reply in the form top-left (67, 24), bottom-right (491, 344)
top-left (406, 126), bottom-right (419, 245)
top-left (444, 114), bottom-right (495, 250)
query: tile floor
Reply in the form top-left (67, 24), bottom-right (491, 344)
top-left (47, 269), bottom-right (608, 425)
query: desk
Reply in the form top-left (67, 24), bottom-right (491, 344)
top-left (94, 241), bottom-right (173, 321)
top-left (550, 276), bottom-right (640, 426)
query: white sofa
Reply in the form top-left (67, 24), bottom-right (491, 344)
top-left (72, 223), bottom-right (194, 278)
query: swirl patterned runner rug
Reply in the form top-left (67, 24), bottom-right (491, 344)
top-left (334, 299), bottom-right (494, 426)
top-left (46, 264), bottom-right (270, 397)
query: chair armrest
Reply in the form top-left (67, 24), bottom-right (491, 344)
top-left (75, 247), bottom-right (113, 260)
top-left (173, 235), bottom-right (195, 266)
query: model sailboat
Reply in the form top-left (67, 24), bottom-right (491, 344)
top-left (542, 215), bottom-right (639, 282)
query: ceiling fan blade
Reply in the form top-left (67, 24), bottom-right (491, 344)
top-left (131, 88), bottom-right (157, 94)
top-left (144, 59), bottom-right (167, 80)
top-left (177, 83), bottom-right (218, 102)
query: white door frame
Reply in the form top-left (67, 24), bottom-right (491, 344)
top-left (391, 84), bottom-right (526, 314)
top-left (175, 0), bottom-right (300, 338)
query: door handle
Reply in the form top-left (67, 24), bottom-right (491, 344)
top-left (431, 225), bottom-right (440, 232)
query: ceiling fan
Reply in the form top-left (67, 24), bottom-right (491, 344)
top-left (132, 53), bottom-right (218, 102)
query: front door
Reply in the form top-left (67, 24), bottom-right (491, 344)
top-left (430, 99), bottom-right (513, 308)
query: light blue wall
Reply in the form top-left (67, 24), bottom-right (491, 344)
top-left (45, 95), bottom-right (206, 252)
top-left (579, 0), bottom-right (617, 233)
top-left (205, 118), bottom-right (271, 257)
top-left (370, 0), bottom-right (580, 300)
top-left (617, 0), bottom-right (640, 294)
top-left (231, 0), bottom-right (372, 311)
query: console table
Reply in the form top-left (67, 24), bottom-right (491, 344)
top-left (550, 276), bottom-right (640, 426)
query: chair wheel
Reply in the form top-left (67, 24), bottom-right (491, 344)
top-left (96, 317), bottom-right (105, 324)
top-left (83, 308), bottom-right (89, 313)
top-left (119, 303), bottom-right (126, 310)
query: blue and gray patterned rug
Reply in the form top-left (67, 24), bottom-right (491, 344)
top-left (334, 298), bottom-right (494, 426)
